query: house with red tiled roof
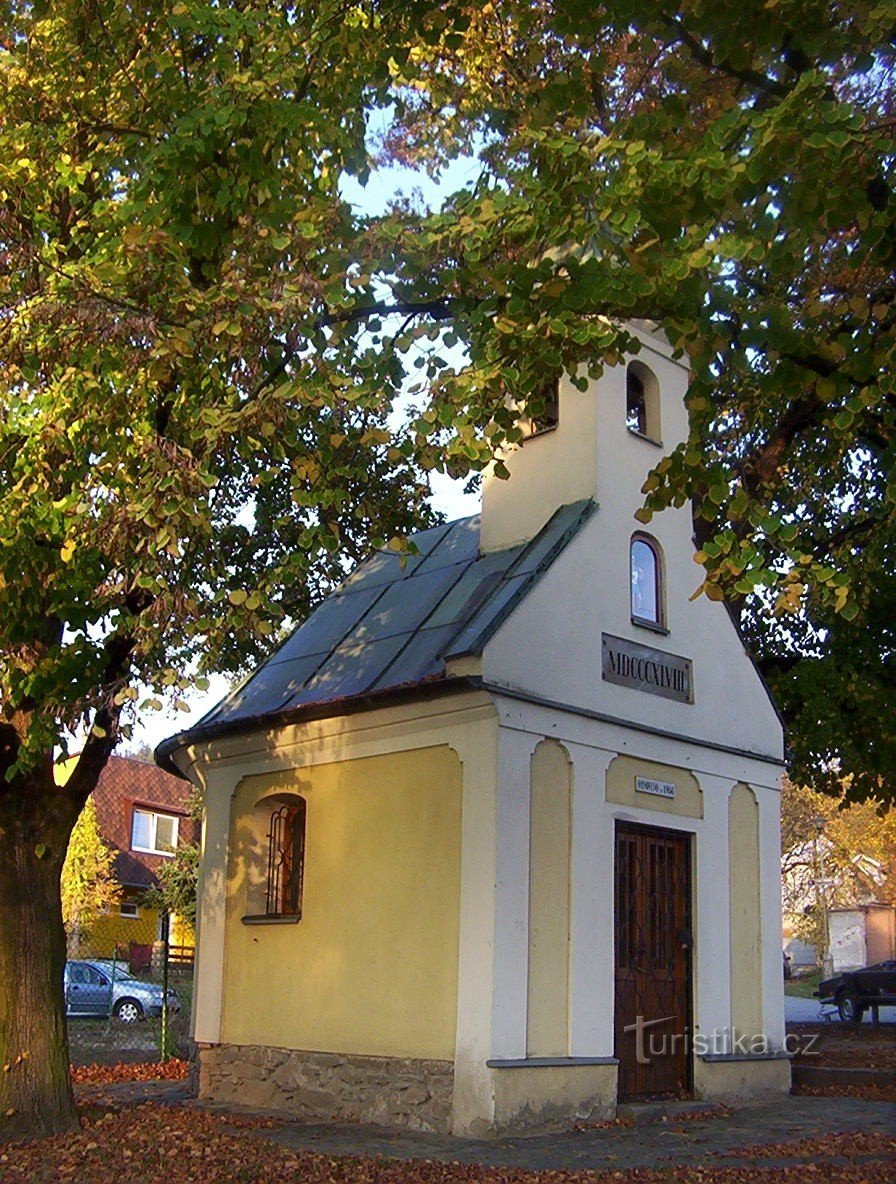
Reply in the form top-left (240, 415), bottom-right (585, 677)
top-left (63, 755), bottom-right (197, 965)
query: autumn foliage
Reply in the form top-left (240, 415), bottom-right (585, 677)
top-left (1, 0), bottom-right (894, 1143)
top-left (70, 1061), bottom-right (189, 1087)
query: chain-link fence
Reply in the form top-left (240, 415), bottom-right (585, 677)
top-left (65, 919), bottom-right (193, 1066)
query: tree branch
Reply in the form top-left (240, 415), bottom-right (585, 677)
top-left (660, 14), bottom-right (790, 100)
top-left (737, 392), bottom-right (824, 493)
top-left (238, 296), bottom-right (458, 410)
top-left (317, 297), bottom-right (456, 329)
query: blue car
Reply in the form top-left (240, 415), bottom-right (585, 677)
top-left (64, 959), bottom-right (179, 1023)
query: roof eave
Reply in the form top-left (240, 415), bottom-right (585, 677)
top-left (155, 674), bottom-right (484, 778)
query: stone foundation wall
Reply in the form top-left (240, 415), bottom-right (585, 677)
top-left (196, 1043), bottom-right (455, 1132)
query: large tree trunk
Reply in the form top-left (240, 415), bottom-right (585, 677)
top-left (0, 769), bottom-right (82, 1140)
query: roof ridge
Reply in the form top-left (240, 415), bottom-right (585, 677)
top-left (443, 499), bottom-right (596, 660)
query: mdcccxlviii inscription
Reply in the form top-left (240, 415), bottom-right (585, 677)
top-left (601, 634), bottom-right (694, 704)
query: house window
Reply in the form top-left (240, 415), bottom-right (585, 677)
top-left (631, 534), bottom-right (665, 628)
top-left (523, 377), bottom-right (560, 437)
top-left (265, 798), bottom-right (306, 917)
top-left (626, 362), bottom-right (660, 442)
top-left (131, 808), bottom-right (179, 856)
top-left (119, 901), bottom-right (139, 919)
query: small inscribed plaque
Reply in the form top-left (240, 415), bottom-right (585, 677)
top-left (636, 776), bottom-right (676, 799)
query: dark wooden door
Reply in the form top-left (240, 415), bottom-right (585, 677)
top-left (614, 822), bottom-right (692, 1100)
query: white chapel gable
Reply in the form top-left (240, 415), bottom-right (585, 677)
top-left (479, 326), bottom-right (783, 762)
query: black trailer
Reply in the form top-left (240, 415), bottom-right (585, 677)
top-left (816, 960), bottom-right (896, 1022)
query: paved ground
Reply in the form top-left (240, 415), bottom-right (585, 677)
top-left (786, 993), bottom-right (830, 1023)
top-left (242, 1097), bottom-right (896, 1172)
top-left (77, 1081), bottom-right (896, 1173)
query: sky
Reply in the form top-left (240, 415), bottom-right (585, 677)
top-left (127, 157), bottom-right (483, 756)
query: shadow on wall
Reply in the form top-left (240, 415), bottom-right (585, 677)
top-left (206, 745), bottom-right (464, 1061)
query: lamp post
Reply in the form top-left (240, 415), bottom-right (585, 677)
top-left (811, 815), bottom-right (834, 978)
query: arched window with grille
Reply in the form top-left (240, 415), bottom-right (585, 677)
top-left (630, 534), bottom-right (665, 629)
top-left (265, 798), bottom-right (306, 917)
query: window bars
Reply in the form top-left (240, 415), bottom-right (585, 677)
top-left (265, 799), bottom-right (306, 917)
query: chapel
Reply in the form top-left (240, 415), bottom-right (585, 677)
top-left (159, 321), bottom-right (788, 1134)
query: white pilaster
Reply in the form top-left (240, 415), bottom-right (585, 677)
top-left (451, 717), bottom-right (501, 1135)
top-left (758, 780), bottom-right (786, 1047)
top-left (177, 757), bottom-right (236, 1045)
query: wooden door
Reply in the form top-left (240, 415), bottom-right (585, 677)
top-left (614, 822), bottom-right (692, 1100)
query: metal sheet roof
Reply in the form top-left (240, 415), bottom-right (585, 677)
top-left (171, 499), bottom-right (595, 741)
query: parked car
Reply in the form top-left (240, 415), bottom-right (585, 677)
top-left (816, 960), bottom-right (896, 1022)
top-left (64, 959), bottom-right (179, 1023)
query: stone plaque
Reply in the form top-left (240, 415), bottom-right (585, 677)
top-left (601, 633), bottom-right (694, 703)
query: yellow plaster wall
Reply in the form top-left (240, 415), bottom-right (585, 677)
top-left (728, 783), bottom-right (763, 1038)
top-left (526, 740), bottom-right (571, 1057)
top-left (221, 746), bottom-right (463, 1061)
top-left (606, 755), bottom-right (703, 818)
top-left (86, 902), bottom-right (193, 959)
top-left (480, 375), bottom-right (598, 551)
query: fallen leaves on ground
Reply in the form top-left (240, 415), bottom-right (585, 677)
top-left (670, 1106), bottom-right (734, 1123)
top-left (717, 1131), bottom-right (896, 1161)
top-left (787, 1024), bottom-right (896, 1071)
top-left (2, 1104), bottom-right (896, 1184)
top-left (70, 1061), bottom-right (189, 1086)
top-left (792, 1083), bottom-right (896, 1102)
top-left (571, 1116), bottom-right (635, 1131)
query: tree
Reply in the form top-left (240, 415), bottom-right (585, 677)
top-left (60, 796), bottom-right (117, 957)
top-left (383, 2), bottom-right (894, 803)
top-left (781, 778), bottom-right (896, 955)
top-left (144, 788), bottom-right (202, 929)
top-left (1, 0), bottom-right (893, 1139)
top-left (0, 0), bottom-right (450, 1138)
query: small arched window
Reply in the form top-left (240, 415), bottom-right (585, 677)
top-left (631, 535), bottom-right (665, 628)
top-left (523, 376), bottom-right (560, 437)
top-left (265, 798), bottom-right (306, 917)
top-left (626, 362), bottom-right (660, 443)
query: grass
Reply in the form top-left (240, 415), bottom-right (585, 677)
top-left (785, 968), bottom-right (824, 999)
